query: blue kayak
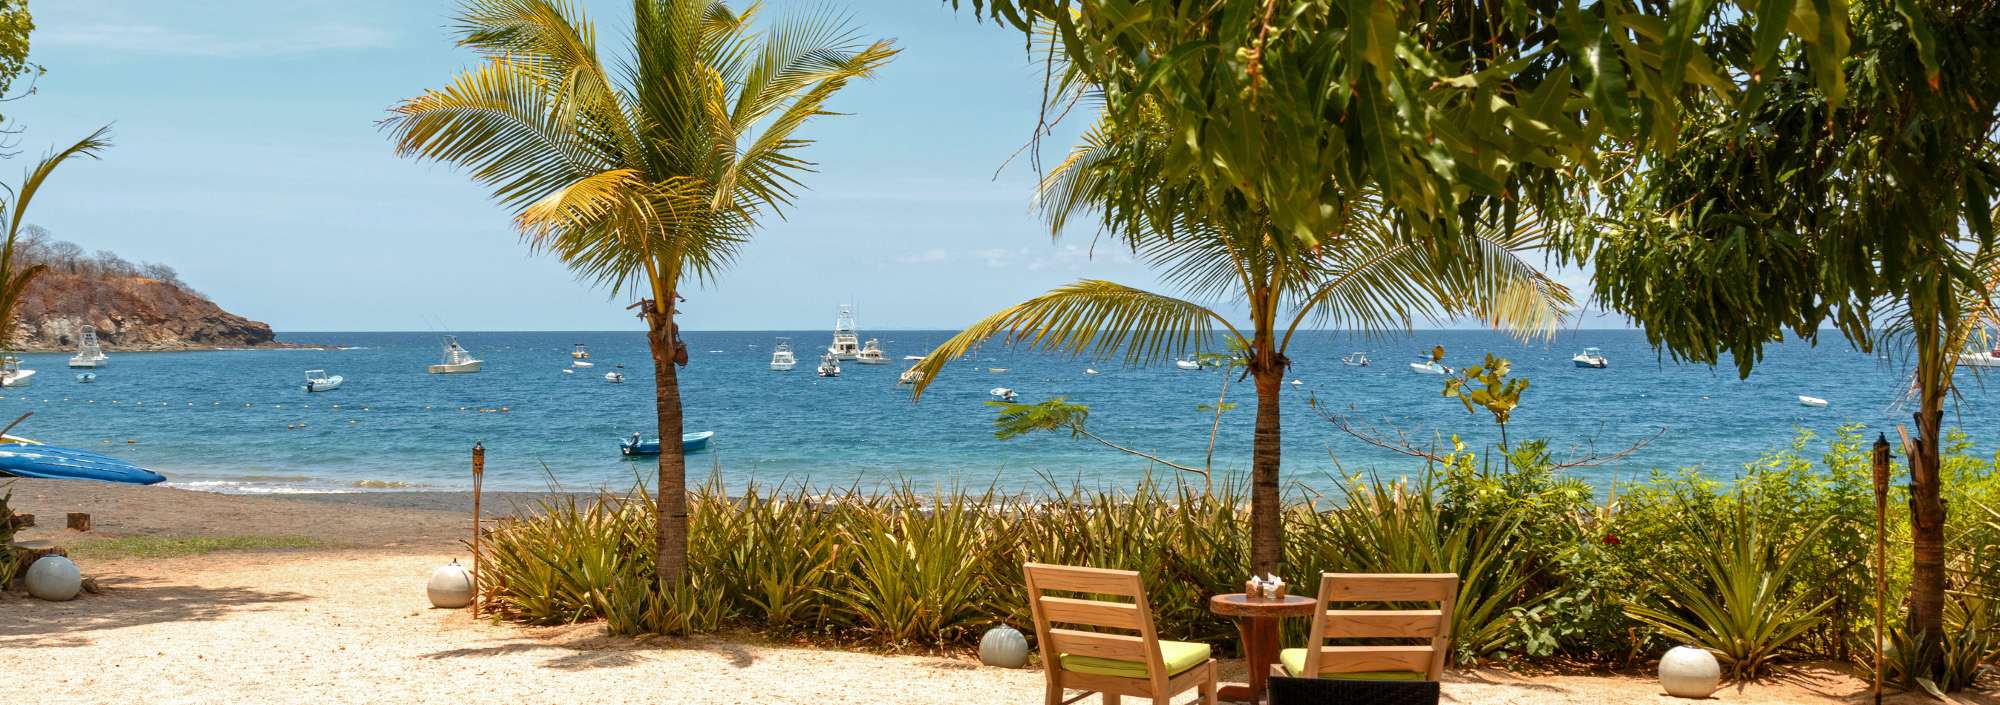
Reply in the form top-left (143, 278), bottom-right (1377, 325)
top-left (0, 443), bottom-right (166, 485)
top-left (620, 431), bottom-right (714, 456)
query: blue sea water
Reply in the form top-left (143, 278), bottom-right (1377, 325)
top-left (0, 330), bottom-right (1988, 494)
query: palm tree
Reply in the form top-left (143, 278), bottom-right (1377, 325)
top-left (386, 0), bottom-right (894, 585)
top-left (0, 128), bottom-right (110, 350)
top-left (904, 109), bottom-right (1570, 574)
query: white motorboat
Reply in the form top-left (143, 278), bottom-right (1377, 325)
top-left (1, 356), bottom-right (32, 387)
top-left (572, 360), bottom-right (595, 368)
top-left (1573, 347), bottom-right (1608, 368)
top-left (1176, 358), bottom-right (1202, 370)
top-left (828, 306), bottom-right (861, 360)
top-left (605, 372), bottom-right (625, 383)
top-left (1085, 369), bottom-right (1099, 375)
top-left (75, 372), bottom-right (95, 383)
top-left (303, 369), bottom-right (343, 392)
top-left (771, 337), bottom-right (797, 371)
top-left (1958, 348), bottom-right (2000, 367)
top-left (990, 387), bottom-right (1017, 402)
top-left (428, 335), bottom-right (483, 374)
top-left (817, 353), bottom-right (840, 378)
top-left (1410, 361), bottom-right (1450, 375)
top-left (1799, 396), bottom-right (1829, 407)
top-left (855, 339), bottom-right (890, 365)
top-left (1341, 352), bottom-right (1370, 367)
top-left (989, 367), bottom-right (1010, 373)
top-left (903, 355), bottom-right (925, 361)
top-left (69, 325), bottom-right (105, 368)
top-left (899, 367), bottom-right (924, 384)
top-left (572, 343), bottom-right (589, 360)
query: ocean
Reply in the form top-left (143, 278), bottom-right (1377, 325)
top-left (0, 330), bottom-right (1986, 495)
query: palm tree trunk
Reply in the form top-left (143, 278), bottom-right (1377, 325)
top-left (645, 301), bottom-right (689, 587)
top-left (1907, 395), bottom-right (1947, 660)
top-left (1249, 365), bottom-right (1283, 576)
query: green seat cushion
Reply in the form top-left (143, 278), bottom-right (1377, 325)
top-left (1060, 640), bottom-right (1211, 679)
top-left (1278, 649), bottom-right (1427, 681)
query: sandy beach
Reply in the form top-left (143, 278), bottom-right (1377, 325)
top-left (0, 481), bottom-right (1991, 704)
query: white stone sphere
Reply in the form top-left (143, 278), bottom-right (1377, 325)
top-left (24, 555), bottom-right (81, 601)
top-left (979, 624), bottom-right (1030, 668)
top-left (1659, 645), bottom-right (1722, 698)
top-left (426, 560), bottom-right (476, 608)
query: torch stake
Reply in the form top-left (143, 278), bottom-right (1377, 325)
top-left (1875, 431), bottom-right (1898, 704)
top-left (472, 441), bottom-right (485, 615)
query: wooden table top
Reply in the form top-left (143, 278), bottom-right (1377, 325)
top-left (1208, 593), bottom-right (1316, 618)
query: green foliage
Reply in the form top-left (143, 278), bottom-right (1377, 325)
top-left (1623, 505), bottom-right (1834, 679)
top-left (64, 535), bottom-right (329, 559)
top-left (0, 0), bottom-right (36, 120)
top-left (1442, 354), bottom-right (1528, 426)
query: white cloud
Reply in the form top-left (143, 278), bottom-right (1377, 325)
top-left (42, 22), bottom-right (392, 58)
top-left (892, 249), bottom-right (949, 265)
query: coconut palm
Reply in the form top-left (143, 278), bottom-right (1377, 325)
top-left (386, 0), bottom-right (894, 585)
top-left (904, 109), bottom-right (1570, 574)
top-left (0, 128), bottom-right (110, 351)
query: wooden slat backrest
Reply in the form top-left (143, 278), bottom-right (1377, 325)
top-left (1023, 562), bottom-right (1169, 691)
top-left (1301, 573), bottom-right (1457, 681)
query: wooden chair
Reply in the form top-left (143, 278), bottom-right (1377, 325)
top-left (1024, 562), bottom-right (1219, 705)
top-left (1272, 573), bottom-right (1458, 683)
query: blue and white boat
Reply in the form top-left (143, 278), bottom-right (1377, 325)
top-left (75, 372), bottom-right (95, 383)
top-left (0, 443), bottom-right (166, 484)
top-left (620, 431), bottom-right (714, 456)
top-left (1573, 347), bottom-right (1608, 368)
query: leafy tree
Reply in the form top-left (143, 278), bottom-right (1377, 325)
top-left (387, 0), bottom-right (894, 585)
top-left (0, 128), bottom-right (109, 351)
top-left (1567, 0), bottom-right (1999, 684)
top-left (905, 104), bottom-right (1569, 574)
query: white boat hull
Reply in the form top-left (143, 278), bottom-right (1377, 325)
top-left (855, 356), bottom-right (890, 365)
top-left (572, 360), bottom-right (594, 368)
top-left (68, 356), bottom-right (99, 368)
top-left (2, 370), bottom-right (32, 387)
top-left (605, 372), bottom-right (625, 383)
top-left (1958, 352), bottom-right (2000, 367)
top-left (1410, 362), bottom-right (1448, 374)
top-left (304, 377), bottom-right (343, 392)
top-left (429, 361), bottom-right (483, 374)
top-left (771, 361), bottom-right (796, 371)
top-left (1573, 355), bottom-right (1607, 368)
top-left (1799, 396), bottom-right (1829, 407)
top-left (1176, 361), bottom-right (1201, 370)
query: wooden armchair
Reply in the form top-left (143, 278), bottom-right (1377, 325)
top-left (1023, 563), bottom-right (1218, 705)
top-left (1273, 573), bottom-right (1458, 682)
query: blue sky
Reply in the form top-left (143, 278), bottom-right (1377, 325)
top-left (20, 1), bottom-right (1605, 332)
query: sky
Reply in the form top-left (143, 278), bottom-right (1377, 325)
top-left (18, 0), bottom-right (1612, 332)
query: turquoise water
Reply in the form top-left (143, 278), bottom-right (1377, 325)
top-left (0, 330), bottom-right (1985, 494)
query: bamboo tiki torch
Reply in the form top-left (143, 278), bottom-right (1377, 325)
top-left (1873, 432), bottom-right (1894, 705)
top-left (472, 440), bottom-right (485, 615)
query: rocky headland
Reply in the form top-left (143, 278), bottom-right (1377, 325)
top-left (6, 230), bottom-right (292, 352)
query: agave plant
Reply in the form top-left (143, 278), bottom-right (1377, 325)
top-left (1625, 504), bottom-right (1834, 679)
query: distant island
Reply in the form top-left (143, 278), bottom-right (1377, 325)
top-left (6, 228), bottom-right (289, 351)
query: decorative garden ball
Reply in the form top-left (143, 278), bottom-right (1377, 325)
top-left (1659, 644), bottom-right (1722, 698)
top-left (426, 559), bottom-right (476, 609)
top-left (24, 555), bottom-right (81, 601)
top-left (978, 624), bottom-right (1030, 668)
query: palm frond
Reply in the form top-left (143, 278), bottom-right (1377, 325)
top-left (903, 280), bottom-right (1233, 400)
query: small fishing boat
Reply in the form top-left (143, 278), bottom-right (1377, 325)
top-left (69, 325), bottom-right (105, 368)
top-left (572, 359), bottom-right (595, 368)
top-left (1958, 348), bottom-right (2000, 367)
top-left (605, 372), bottom-right (625, 383)
top-left (428, 335), bottom-right (483, 374)
top-left (1573, 347), bottom-right (1608, 368)
top-left (1175, 358), bottom-right (1202, 371)
top-left (828, 306), bottom-right (861, 360)
top-left (0, 443), bottom-right (165, 484)
top-left (903, 355), bottom-right (925, 361)
top-left (572, 343), bottom-right (589, 360)
top-left (620, 431), bottom-right (715, 456)
top-left (855, 339), bottom-right (890, 365)
top-left (817, 353), bottom-right (840, 378)
top-left (990, 387), bottom-right (1018, 402)
top-left (1341, 352), bottom-right (1370, 367)
top-left (1291, 380), bottom-right (1303, 386)
top-left (75, 372), bottom-right (95, 383)
top-left (562, 369), bottom-right (574, 374)
top-left (1799, 396), bottom-right (1829, 407)
top-left (988, 367), bottom-right (1010, 373)
top-left (1410, 361), bottom-right (1450, 375)
top-left (303, 369), bottom-right (343, 392)
top-left (1085, 369), bottom-right (1099, 375)
top-left (1, 356), bottom-right (31, 388)
top-left (898, 367), bottom-right (925, 384)
top-left (771, 337), bottom-right (797, 371)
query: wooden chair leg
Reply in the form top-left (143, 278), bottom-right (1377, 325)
top-left (1043, 679), bottom-right (1064, 705)
top-left (1198, 663), bottom-right (1218, 705)
top-left (1103, 694), bottom-right (1120, 705)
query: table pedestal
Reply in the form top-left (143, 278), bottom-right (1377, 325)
top-left (1208, 593), bottom-right (1315, 705)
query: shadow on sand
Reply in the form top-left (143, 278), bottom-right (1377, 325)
top-left (0, 574), bottom-right (310, 648)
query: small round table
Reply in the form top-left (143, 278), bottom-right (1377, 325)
top-left (1209, 593), bottom-right (1316, 704)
